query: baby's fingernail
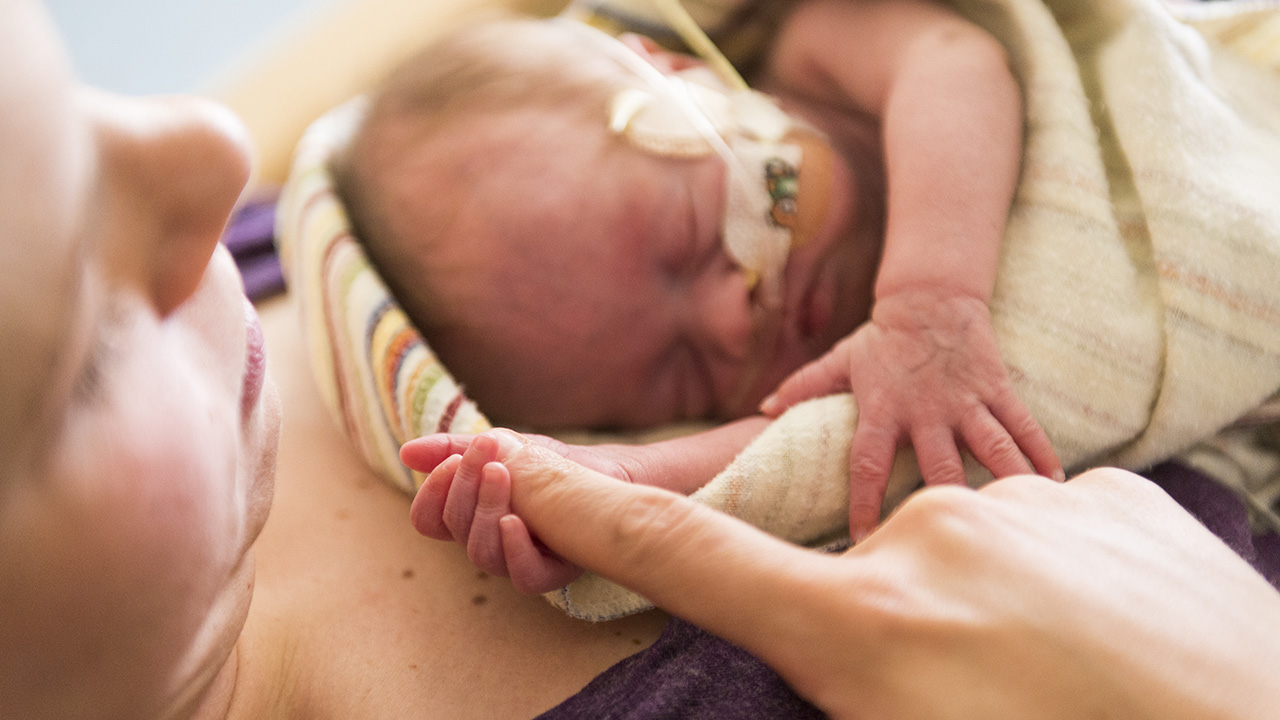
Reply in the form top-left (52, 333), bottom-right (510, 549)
top-left (851, 527), bottom-right (870, 544)
top-left (1053, 468), bottom-right (1067, 482)
top-left (478, 464), bottom-right (506, 507)
top-left (759, 395), bottom-right (779, 415)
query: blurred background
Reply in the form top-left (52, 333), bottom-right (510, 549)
top-left (41, 0), bottom-right (569, 186)
top-left (46, 0), bottom-right (327, 94)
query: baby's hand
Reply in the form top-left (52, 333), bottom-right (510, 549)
top-left (401, 430), bottom-right (597, 594)
top-left (761, 292), bottom-right (1062, 540)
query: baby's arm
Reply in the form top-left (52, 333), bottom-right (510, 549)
top-left (401, 419), bottom-right (767, 593)
top-left (760, 0), bottom-right (1061, 537)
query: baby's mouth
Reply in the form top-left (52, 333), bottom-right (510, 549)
top-left (708, 297), bottom-right (781, 419)
top-left (799, 266), bottom-right (834, 351)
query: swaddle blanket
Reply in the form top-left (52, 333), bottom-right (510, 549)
top-left (276, 0), bottom-right (1280, 621)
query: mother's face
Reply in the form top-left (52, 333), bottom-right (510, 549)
top-left (0, 2), bottom-right (279, 716)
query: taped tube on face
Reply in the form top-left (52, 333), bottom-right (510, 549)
top-left (558, 16), bottom-right (807, 310)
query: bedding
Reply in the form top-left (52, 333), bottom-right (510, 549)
top-left (272, 0), bottom-right (1280, 621)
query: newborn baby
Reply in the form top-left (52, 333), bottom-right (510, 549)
top-left (332, 2), bottom-right (1061, 576)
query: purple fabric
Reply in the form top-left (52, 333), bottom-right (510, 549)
top-left (542, 462), bottom-right (1280, 719)
top-left (537, 615), bottom-right (826, 719)
top-left (222, 192), bottom-right (285, 302)
top-left (1254, 532), bottom-right (1280, 590)
top-left (1145, 461), bottom-right (1280, 589)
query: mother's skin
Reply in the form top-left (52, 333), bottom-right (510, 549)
top-left (242, 297), bottom-right (666, 718)
top-left (0, 2), bottom-right (662, 717)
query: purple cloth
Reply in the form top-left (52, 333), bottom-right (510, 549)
top-left (1255, 532), bottom-right (1280, 590)
top-left (222, 193), bottom-right (285, 302)
top-left (537, 615), bottom-right (826, 719)
top-left (541, 462), bottom-right (1280, 719)
top-left (1146, 461), bottom-right (1280, 589)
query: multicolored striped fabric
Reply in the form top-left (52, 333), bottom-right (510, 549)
top-left (276, 99), bottom-right (490, 494)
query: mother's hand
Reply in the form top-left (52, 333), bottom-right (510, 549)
top-left (481, 431), bottom-right (1280, 719)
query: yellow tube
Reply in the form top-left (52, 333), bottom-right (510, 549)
top-left (650, 0), bottom-right (748, 91)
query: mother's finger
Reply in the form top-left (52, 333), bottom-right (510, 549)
top-left (496, 435), bottom-right (834, 653)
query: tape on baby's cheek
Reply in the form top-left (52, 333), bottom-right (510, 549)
top-left (721, 128), bottom-right (839, 309)
top-left (609, 79), bottom-right (730, 158)
top-left (788, 129), bottom-right (833, 251)
top-left (608, 76), bottom-right (808, 309)
top-left (721, 136), bottom-right (801, 309)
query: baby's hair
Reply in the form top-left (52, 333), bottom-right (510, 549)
top-left (330, 16), bottom-right (645, 335)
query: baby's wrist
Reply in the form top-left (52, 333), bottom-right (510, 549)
top-left (869, 290), bottom-right (992, 330)
top-left (874, 282), bottom-right (989, 306)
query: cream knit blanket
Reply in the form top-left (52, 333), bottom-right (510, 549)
top-left (550, 0), bottom-right (1280, 619)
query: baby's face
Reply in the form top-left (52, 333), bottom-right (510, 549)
top-left (395, 103), bottom-right (878, 429)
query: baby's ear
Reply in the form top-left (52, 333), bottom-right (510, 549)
top-left (618, 32), bottom-right (701, 74)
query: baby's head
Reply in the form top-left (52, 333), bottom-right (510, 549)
top-left (334, 17), bottom-right (874, 429)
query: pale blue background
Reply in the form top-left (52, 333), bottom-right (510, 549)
top-left (46, 0), bottom-right (326, 94)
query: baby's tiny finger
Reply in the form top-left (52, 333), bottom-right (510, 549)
top-left (410, 454), bottom-right (462, 541)
top-left (443, 435), bottom-right (499, 543)
top-left (959, 407), bottom-right (1032, 480)
top-left (467, 462), bottom-right (513, 577)
top-left (911, 425), bottom-right (967, 487)
top-left (989, 392), bottom-right (1063, 481)
top-left (499, 516), bottom-right (582, 595)
top-left (847, 423), bottom-right (898, 542)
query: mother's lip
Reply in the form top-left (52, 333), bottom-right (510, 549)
top-left (241, 296), bottom-right (267, 420)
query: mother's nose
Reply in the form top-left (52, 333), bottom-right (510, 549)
top-left (86, 91), bottom-right (253, 315)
